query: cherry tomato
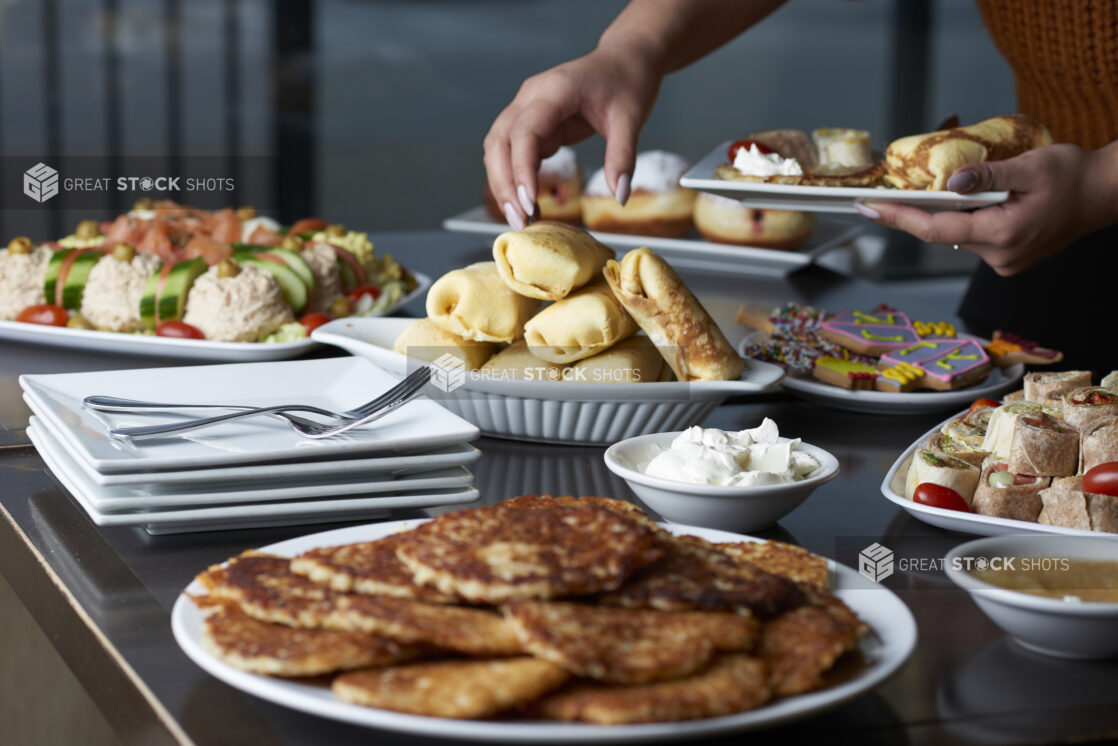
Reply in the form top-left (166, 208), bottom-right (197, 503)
top-left (913, 482), bottom-right (972, 512)
top-left (346, 284), bottom-right (381, 303)
top-left (299, 311), bottom-right (334, 334)
top-left (17, 304), bottom-right (68, 327)
top-left (968, 398), bottom-right (1000, 414)
top-left (727, 139), bottom-right (773, 161)
top-left (1083, 463), bottom-right (1118, 497)
top-left (155, 321), bottom-right (205, 340)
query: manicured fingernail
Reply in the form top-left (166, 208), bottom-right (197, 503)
top-left (502, 202), bottom-right (525, 231)
top-left (615, 173), bottom-right (631, 206)
top-left (853, 200), bottom-right (880, 220)
top-left (947, 170), bottom-right (978, 194)
top-left (517, 184), bottom-right (535, 215)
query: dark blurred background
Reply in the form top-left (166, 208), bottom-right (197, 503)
top-left (0, 0), bottom-right (1015, 277)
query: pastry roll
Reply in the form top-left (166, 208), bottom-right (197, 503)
top-left (570, 335), bottom-right (665, 384)
top-left (924, 432), bottom-right (988, 467)
top-left (884, 114), bottom-right (1053, 190)
top-left (426, 262), bottom-right (541, 343)
top-left (1060, 387), bottom-right (1118, 431)
top-left (1006, 412), bottom-right (1078, 477)
top-left (393, 318), bottom-right (498, 370)
top-left (523, 280), bottom-right (638, 364)
top-left (1023, 370), bottom-right (1092, 403)
top-left (479, 340), bottom-right (567, 381)
top-left (972, 463), bottom-right (1049, 522)
top-left (602, 248), bottom-right (744, 382)
top-left (904, 449), bottom-right (980, 504)
top-left (1081, 417), bottom-right (1118, 473)
top-left (492, 221), bottom-right (614, 301)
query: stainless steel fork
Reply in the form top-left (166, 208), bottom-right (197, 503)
top-left (105, 366), bottom-right (432, 440)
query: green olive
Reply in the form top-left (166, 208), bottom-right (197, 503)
top-left (66, 314), bottom-right (95, 330)
top-left (328, 296), bottom-right (354, 318)
top-left (112, 243), bottom-right (135, 262)
top-left (7, 236), bottom-right (32, 255)
top-left (235, 206), bottom-right (257, 220)
top-left (281, 234), bottom-right (305, 251)
top-left (132, 197), bottom-right (153, 211)
top-left (324, 224), bottom-right (347, 239)
top-left (75, 220), bottom-right (100, 240)
top-left (216, 258), bottom-right (241, 278)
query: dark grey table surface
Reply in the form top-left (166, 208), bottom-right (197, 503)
top-left (1, 231), bottom-right (1115, 746)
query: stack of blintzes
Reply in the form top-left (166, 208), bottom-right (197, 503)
top-left (906, 370), bottom-right (1118, 532)
top-left (395, 221), bottom-right (744, 383)
top-left (188, 495), bottom-right (867, 724)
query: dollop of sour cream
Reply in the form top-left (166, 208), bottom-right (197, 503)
top-left (641, 420), bottom-right (820, 487)
top-left (732, 144), bottom-right (803, 177)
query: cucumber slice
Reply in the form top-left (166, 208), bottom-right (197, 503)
top-left (259, 248), bottom-right (314, 290)
top-left (240, 256), bottom-right (308, 313)
top-left (157, 258), bottom-right (207, 325)
top-left (139, 270), bottom-right (161, 330)
top-left (60, 251), bottom-right (103, 310)
top-left (43, 249), bottom-right (70, 306)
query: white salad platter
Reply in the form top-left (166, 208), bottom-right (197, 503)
top-left (0, 271), bottom-right (429, 362)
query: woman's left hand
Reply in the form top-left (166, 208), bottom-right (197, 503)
top-left (855, 143), bottom-right (1118, 276)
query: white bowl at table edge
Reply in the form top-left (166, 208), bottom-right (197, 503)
top-left (944, 535), bottom-right (1118, 659)
top-left (604, 432), bottom-right (839, 530)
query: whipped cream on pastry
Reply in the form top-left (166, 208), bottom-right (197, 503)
top-left (731, 144), bottom-right (804, 178)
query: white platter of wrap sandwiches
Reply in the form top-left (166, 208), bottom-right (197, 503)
top-left (881, 408), bottom-right (1118, 539)
top-left (313, 317), bottom-right (783, 446)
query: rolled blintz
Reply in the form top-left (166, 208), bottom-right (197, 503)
top-left (924, 432), bottom-right (988, 467)
top-left (570, 335), bottom-right (665, 384)
top-left (904, 449), bottom-right (980, 504)
top-left (426, 262), bottom-right (541, 343)
top-left (1006, 412), bottom-right (1078, 477)
top-left (492, 221), bottom-right (614, 301)
top-left (393, 318), bottom-right (498, 370)
top-left (479, 340), bottom-right (567, 381)
top-left (1023, 370), bottom-right (1092, 403)
top-left (603, 247), bottom-right (744, 382)
top-left (972, 463), bottom-right (1049, 522)
top-left (523, 281), bottom-right (638, 364)
top-left (1081, 417), bottom-right (1118, 473)
top-left (1061, 387), bottom-right (1118, 431)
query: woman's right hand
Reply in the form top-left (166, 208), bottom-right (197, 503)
top-left (483, 44), bottom-right (663, 229)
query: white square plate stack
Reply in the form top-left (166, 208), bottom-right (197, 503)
top-left (20, 357), bottom-right (482, 534)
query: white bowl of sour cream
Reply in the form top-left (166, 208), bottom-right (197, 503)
top-left (603, 421), bottom-right (839, 532)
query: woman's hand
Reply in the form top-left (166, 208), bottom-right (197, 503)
top-left (855, 143), bottom-right (1118, 276)
top-left (483, 45), bottom-right (662, 229)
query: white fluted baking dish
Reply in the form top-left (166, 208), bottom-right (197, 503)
top-left (313, 318), bottom-right (784, 445)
